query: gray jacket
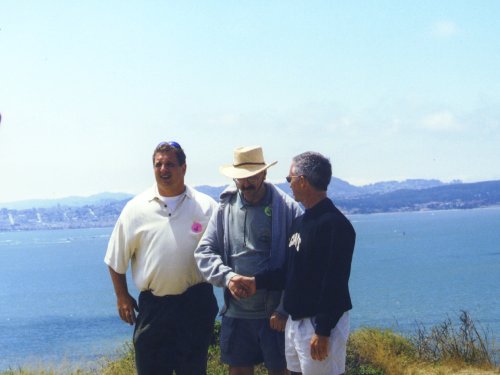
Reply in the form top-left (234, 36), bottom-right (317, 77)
top-left (195, 182), bottom-right (302, 316)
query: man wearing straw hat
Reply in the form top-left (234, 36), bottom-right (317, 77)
top-left (195, 145), bottom-right (302, 375)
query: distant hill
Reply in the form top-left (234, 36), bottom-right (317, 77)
top-left (193, 185), bottom-right (227, 200)
top-left (333, 180), bottom-right (500, 214)
top-left (0, 178), bottom-right (459, 210)
top-left (1, 178), bottom-right (499, 231)
top-left (351, 178), bottom-right (460, 196)
top-left (195, 177), bottom-right (456, 200)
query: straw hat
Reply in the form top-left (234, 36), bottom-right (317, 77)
top-left (219, 146), bottom-right (277, 179)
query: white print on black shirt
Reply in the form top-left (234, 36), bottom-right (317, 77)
top-left (289, 232), bottom-right (301, 252)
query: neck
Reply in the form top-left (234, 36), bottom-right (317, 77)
top-left (158, 184), bottom-right (186, 197)
top-left (301, 190), bottom-right (327, 209)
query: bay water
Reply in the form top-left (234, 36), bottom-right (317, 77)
top-left (0, 207), bottom-right (499, 370)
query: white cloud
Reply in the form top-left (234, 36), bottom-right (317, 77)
top-left (431, 20), bottom-right (458, 38)
top-left (420, 111), bottom-right (461, 131)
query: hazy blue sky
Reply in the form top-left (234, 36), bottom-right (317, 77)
top-left (1, 1), bottom-right (499, 202)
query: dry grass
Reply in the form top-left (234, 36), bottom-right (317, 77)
top-left (388, 363), bottom-right (499, 374)
top-left (2, 312), bottom-right (498, 375)
top-left (346, 311), bottom-right (498, 375)
top-left (412, 311), bottom-right (496, 367)
top-left (347, 327), bottom-right (416, 375)
top-left (98, 342), bottom-right (135, 375)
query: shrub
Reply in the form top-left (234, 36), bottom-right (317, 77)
top-left (412, 310), bottom-right (497, 368)
top-left (99, 342), bottom-right (135, 375)
top-left (347, 327), bottom-right (416, 375)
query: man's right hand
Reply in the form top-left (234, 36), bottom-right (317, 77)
top-left (117, 293), bottom-right (139, 325)
top-left (228, 275), bottom-right (256, 299)
top-left (108, 267), bottom-right (138, 325)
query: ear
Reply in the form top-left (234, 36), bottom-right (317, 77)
top-left (299, 175), bottom-right (308, 188)
top-left (182, 163), bottom-right (187, 176)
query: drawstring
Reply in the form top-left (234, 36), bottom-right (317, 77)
top-left (243, 206), bottom-right (248, 248)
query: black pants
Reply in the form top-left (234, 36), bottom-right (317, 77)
top-left (133, 283), bottom-right (218, 375)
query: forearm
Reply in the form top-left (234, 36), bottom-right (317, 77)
top-left (195, 244), bottom-right (235, 288)
top-left (274, 291), bottom-right (288, 317)
top-left (316, 268), bottom-right (350, 335)
top-left (108, 266), bottom-right (130, 298)
top-left (254, 267), bottom-right (286, 290)
top-left (315, 309), bottom-right (344, 336)
top-left (315, 222), bottom-right (354, 336)
top-left (108, 266), bottom-right (138, 325)
top-left (194, 214), bottom-right (236, 287)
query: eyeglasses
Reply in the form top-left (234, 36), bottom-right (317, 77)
top-left (157, 141), bottom-right (182, 149)
top-left (286, 175), bottom-right (301, 183)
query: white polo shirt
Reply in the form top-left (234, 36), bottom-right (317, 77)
top-left (104, 184), bottom-right (216, 296)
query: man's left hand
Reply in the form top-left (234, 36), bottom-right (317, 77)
top-left (310, 334), bottom-right (329, 361)
top-left (269, 312), bottom-right (287, 332)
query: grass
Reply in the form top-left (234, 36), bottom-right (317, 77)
top-left (412, 310), bottom-right (496, 367)
top-left (346, 311), bottom-right (499, 375)
top-left (2, 312), bottom-right (498, 375)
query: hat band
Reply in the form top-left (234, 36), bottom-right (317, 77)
top-left (233, 162), bottom-right (266, 167)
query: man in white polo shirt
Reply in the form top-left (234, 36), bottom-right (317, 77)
top-left (104, 141), bottom-right (218, 375)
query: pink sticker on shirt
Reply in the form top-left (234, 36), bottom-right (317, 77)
top-left (191, 221), bottom-right (203, 233)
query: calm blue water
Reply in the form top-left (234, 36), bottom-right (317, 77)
top-left (0, 208), bottom-right (499, 370)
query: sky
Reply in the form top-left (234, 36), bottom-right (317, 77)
top-left (1, 1), bottom-right (500, 203)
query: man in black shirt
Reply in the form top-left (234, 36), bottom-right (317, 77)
top-left (237, 151), bottom-right (355, 375)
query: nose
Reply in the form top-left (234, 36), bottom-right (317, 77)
top-left (240, 178), bottom-right (255, 189)
top-left (159, 164), bottom-right (172, 174)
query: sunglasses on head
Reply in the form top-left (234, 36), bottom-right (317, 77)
top-left (157, 141), bottom-right (182, 149)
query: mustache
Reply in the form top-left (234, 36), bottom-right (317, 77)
top-left (240, 186), bottom-right (256, 191)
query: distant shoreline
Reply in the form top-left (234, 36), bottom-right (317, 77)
top-left (2, 179), bottom-right (500, 231)
top-left (2, 204), bottom-right (500, 232)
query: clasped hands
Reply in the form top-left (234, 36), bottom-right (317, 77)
top-left (228, 275), bottom-right (328, 357)
top-left (228, 274), bottom-right (287, 332)
top-left (228, 274), bottom-right (256, 299)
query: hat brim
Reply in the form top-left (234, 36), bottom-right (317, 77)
top-left (219, 160), bottom-right (277, 179)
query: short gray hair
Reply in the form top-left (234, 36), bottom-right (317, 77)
top-left (292, 152), bottom-right (332, 191)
